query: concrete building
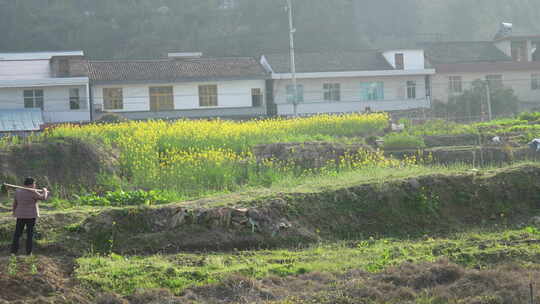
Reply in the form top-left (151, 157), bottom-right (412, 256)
top-left (88, 53), bottom-right (268, 120)
top-left (0, 51), bottom-right (90, 131)
top-left (425, 23), bottom-right (540, 111)
top-left (261, 50), bottom-right (435, 116)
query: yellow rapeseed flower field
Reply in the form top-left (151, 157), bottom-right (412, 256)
top-left (46, 113), bottom-right (414, 196)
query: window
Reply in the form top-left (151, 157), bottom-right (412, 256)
top-left (407, 81), bottom-right (416, 99)
top-left (59, 59), bottom-right (69, 76)
top-left (532, 74), bottom-right (540, 90)
top-left (360, 82), bottom-right (384, 101)
top-left (199, 85), bottom-right (218, 107)
top-left (103, 88), bottom-right (123, 110)
top-left (449, 76), bottom-right (462, 94)
top-left (486, 75), bottom-right (503, 89)
top-left (219, 0), bottom-right (236, 9)
top-left (251, 88), bottom-right (263, 107)
top-left (323, 83), bottom-right (341, 101)
top-left (395, 53), bottom-right (404, 70)
top-left (149, 86), bottom-right (174, 111)
top-left (286, 84), bottom-right (304, 103)
top-left (23, 89), bottom-right (44, 109)
top-left (534, 42), bottom-right (540, 61)
top-left (69, 88), bottom-right (81, 110)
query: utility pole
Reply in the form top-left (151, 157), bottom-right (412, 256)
top-left (286, 0), bottom-right (298, 117)
top-left (485, 81), bottom-right (493, 121)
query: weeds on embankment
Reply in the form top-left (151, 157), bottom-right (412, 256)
top-left (22, 160), bottom-right (495, 210)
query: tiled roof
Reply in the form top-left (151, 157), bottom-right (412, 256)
top-left (421, 41), bottom-right (512, 64)
top-left (263, 51), bottom-right (394, 73)
top-left (88, 57), bottom-right (268, 83)
top-left (494, 24), bottom-right (540, 40)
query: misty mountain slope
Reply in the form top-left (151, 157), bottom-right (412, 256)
top-left (0, 0), bottom-right (540, 58)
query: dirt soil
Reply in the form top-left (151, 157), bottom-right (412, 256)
top-left (2, 255), bottom-right (540, 303)
top-left (0, 137), bottom-right (119, 195)
top-left (182, 260), bottom-right (540, 304)
top-left (0, 256), bottom-right (91, 304)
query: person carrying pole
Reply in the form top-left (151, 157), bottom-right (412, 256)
top-left (9, 177), bottom-right (48, 255)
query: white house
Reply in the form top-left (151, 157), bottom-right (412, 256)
top-left (261, 50), bottom-right (436, 116)
top-left (0, 51), bottom-right (91, 131)
top-left (425, 23), bottom-right (540, 111)
top-left (89, 53), bottom-right (268, 120)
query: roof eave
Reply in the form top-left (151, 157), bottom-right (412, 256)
top-left (90, 75), bottom-right (269, 85)
top-left (433, 61), bottom-right (540, 73)
top-left (0, 77), bottom-right (90, 88)
top-left (271, 69), bottom-right (436, 79)
top-left (494, 35), bottom-right (540, 42)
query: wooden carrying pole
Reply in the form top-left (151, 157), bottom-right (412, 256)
top-left (2, 183), bottom-right (45, 194)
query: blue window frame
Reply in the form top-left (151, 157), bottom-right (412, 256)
top-left (360, 82), bottom-right (384, 101)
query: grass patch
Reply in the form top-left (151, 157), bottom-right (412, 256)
top-left (405, 114), bottom-right (540, 144)
top-left (75, 226), bottom-right (540, 296)
top-left (383, 133), bottom-right (426, 150)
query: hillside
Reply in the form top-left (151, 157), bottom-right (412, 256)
top-left (1, 0), bottom-right (540, 58)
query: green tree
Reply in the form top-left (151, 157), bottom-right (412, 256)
top-left (446, 79), bottom-right (519, 120)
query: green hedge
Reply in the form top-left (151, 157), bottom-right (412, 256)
top-left (383, 133), bottom-right (426, 150)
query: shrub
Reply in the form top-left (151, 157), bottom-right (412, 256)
top-left (408, 120), bottom-right (477, 136)
top-left (383, 133), bottom-right (426, 150)
top-left (98, 113), bottom-right (128, 124)
top-left (518, 112), bottom-right (540, 122)
top-left (73, 190), bottom-right (170, 207)
top-left (445, 80), bottom-right (519, 119)
top-left (398, 118), bottom-right (413, 130)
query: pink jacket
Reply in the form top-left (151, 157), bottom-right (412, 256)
top-left (12, 189), bottom-right (48, 219)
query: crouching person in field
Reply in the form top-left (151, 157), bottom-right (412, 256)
top-left (11, 177), bottom-right (49, 255)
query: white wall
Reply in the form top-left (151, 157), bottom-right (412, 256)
top-left (273, 75), bottom-right (429, 115)
top-left (382, 50), bottom-right (426, 70)
top-left (527, 40), bottom-right (534, 62)
top-left (0, 85), bottom-right (90, 122)
top-left (93, 79), bottom-right (266, 112)
top-left (431, 70), bottom-right (540, 107)
top-left (0, 60), bottom-right (51, 80)
top-left (276, 100), bottom-right (430, 116)
top-left (494, 40), bottom-right (512, 57)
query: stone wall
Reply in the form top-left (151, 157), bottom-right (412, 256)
top-left (253, 142), bottom-right (374, 169)
top-left (386, 145), bottom-right (533, 166)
